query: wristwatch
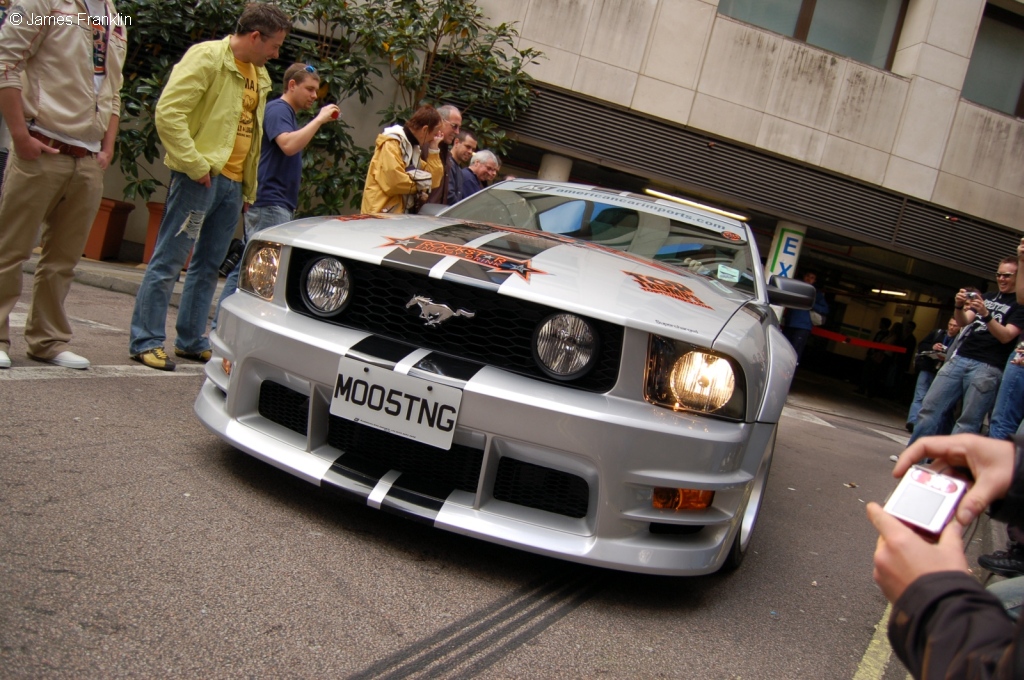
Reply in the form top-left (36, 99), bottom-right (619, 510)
top-left (981, 312), bottom-right (993, 323)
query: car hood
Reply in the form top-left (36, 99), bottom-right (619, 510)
top-left (267, 215), bottom-right (754, 345)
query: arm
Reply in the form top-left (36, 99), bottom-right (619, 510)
top-left (962, 294), bottom-right (1020, 344)
top-left (1018, 238), bottom-right (1024, 305)
top-left (0, 89), bottom-right (56, 160)
top-left (97, 114), bottom-right (119, 170)
top-left (422, 147), bottom-right (444, 190)
top-left (0, 0), bottom-right (57, 160)
top-left (274, 104), bottom-right (338, 156)
top-left (870, 435), bottom-right (1024, 678)
top-left (154, 46), bottom-right (215, 182)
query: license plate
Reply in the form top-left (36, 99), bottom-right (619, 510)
top-left (329, 356), bottom-right (463, 450)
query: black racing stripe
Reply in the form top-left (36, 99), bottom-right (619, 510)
top-left (322, 461), bottom-right (379, 500)
top-left (442, 259), bottom-right (512, 287)
top-left (412, 352), bottom-right (485, 382)
top-left (381, 249), bottom-right (447, 272)
top-left (379, 485), bottom-right (444, 524)
top-left (347, 335), bottom-right (419, 367)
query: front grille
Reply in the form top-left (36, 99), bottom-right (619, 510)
top-left (493, 457), bottom-right (589, 519)
top-left (327, 415), bottom-right (483, 501)
top-left (286, 249), bottom-right (623, 393)
top-left (258, 381), bottom-right (309, 435)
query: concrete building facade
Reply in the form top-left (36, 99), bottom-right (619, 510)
top-left (461, 0), bottom-right (1024, 374)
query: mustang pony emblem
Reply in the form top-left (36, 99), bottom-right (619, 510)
top-left (406, 295), bottom-right (476, 326)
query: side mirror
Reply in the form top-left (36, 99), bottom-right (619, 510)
top-left (416, 203), bottom-right (447, 217)
top-left (766, 275), bottom-right (816, 310)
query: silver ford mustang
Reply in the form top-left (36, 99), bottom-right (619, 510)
top-left (195, 180), bottom-right (814, 575)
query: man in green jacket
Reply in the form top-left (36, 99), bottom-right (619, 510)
top-left (129, 2), bottom-right (290, 371)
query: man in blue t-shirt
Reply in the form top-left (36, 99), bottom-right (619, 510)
top-left (216, 63), bottom-right (339, 325)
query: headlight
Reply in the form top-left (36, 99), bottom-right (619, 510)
top-left (238, 241), bottom-right (282, 301)
top-left (301, 257), bottom-right (351, 316)
top-left (645, 335), bottom-right (745, 420)
top-left (533, 313), bottom-right (599, 380)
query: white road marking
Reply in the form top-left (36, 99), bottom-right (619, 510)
top-left (69, 316), bottom-right (123, 332)
top-left (781, 406), bottom-right (836, 428)
top-left (9, 312), bottom-right (122, 332)
top-left (869, 428), bottom-right (910, 446)
top-left (0, 365), bottom-right (206, 380)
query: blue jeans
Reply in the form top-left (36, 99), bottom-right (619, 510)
top-left (989, 349), bottom-right (1024, 440)
top-left (906, 370), bottom-right (936, 426)
top-left (129, 172), bottom-right (242, 355)
top-left (909, 355), bottom-right (1003, 443)
top-left (213, 204), bottom-right (293, 330)
top-left (989, 576), bottom-right (1024, 621)
top-left (783, 327), bottom-right (811, 361)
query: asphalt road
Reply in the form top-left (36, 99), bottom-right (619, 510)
top-left (0, 275), bottom-right (1000, 679)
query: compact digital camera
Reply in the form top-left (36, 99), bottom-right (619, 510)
top-left (883, 465), bottom-right (967, 538)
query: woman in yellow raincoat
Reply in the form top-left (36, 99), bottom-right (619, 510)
top-left (360, 105), bottom-right (444, 214)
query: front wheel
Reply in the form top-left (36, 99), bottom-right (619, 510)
top-left (721, 428), bottom-right (776, 571)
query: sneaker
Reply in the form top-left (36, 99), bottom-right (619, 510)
top-left (0, 349), bottom-right (9, 369)
top-left (29, 350), bottom-right (90, 370)
top-left (174, 348), bottom-right (212, 362)
top-left (979, 548), bottom-right (1024, 578)
top-left (905, 422), bottom-right (914, 433)
top-left (132, 348), bottom-right (176, 371)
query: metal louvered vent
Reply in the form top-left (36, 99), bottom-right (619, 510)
top-left (441, 78), bottom-right (1019, 279)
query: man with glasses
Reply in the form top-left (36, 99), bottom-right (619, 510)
top-left (128, 3), bottom-right (291, 371)
top-left (461, 150), bottom-right (500, 198)
top-left (213, 62), bottom-right (339, 329)
top-left (425, 104), bottom-right (462, 206)
top-left (909, 255), bottom-right (1024, 442)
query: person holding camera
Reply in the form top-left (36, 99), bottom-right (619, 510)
top-left (905, 316), bottom-right (960, 433)
top-left (212, 62), bottom-right (340, 330)
top-left (868, 433), bottom-right (1024, 678)
top-left (909, 256), bottom-right (1024, 443)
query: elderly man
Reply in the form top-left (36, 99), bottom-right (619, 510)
top-left (461, 150), bottom-right (500, 198)
top-left (426, 104), bottom-right (462, 205)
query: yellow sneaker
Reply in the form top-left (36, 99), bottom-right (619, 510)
top-left (174, 348), bottom-right (212, 362)
top-left (132, 347), bottom-right (176, 371)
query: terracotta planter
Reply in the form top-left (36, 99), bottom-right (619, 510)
top-left (84, 197), bottom-right (135, 260)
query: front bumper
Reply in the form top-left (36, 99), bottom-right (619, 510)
top-left (194, 292), bottom-right (778, 575)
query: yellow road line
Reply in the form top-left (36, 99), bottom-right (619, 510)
top-left (853, 603), bottom-right (893, 680)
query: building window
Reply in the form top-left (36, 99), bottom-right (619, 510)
top-left (717, 0), bottom-right (908, 70)
top-left (962, 4), bottom-right (1024, 117)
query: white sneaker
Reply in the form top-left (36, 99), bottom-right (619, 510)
top-left (0, 350), bottom-right (10, 368)
top-left (34, 351), bottom-right (90, 370)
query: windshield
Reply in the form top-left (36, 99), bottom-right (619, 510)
top-left (443, 185), bottom-right (759, 298)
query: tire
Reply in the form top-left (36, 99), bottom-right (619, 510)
top-left (721, 427), bottom-right (776, 571)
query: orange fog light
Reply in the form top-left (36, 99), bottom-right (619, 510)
top-left (222, 358), bottom-right (232, 376)
top-left (652, 488), bottom-right (714, 511)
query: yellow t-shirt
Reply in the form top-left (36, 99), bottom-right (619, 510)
top-left (221, 59), bottom-right (258, 182)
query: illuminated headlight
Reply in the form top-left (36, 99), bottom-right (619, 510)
top-left (238, 241), bottom-right (282, 301)
top-left (645, 336), bottom-right (745, 419)
top-left (533, 313), bottom-right (599, 380)
top-left (301, 257), bottom-right (351, 316)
